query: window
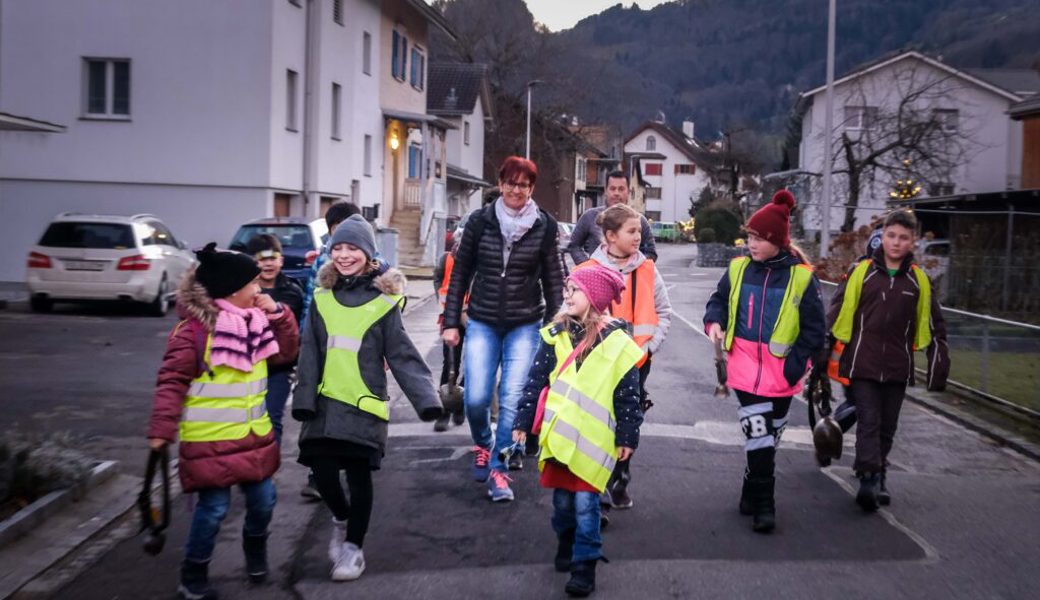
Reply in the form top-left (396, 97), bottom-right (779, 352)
top-left (410, 46), bottom-right (425, 90)
top-left (644, 163), bottom-right (662, 176)
top-left (645, 187), bottom-right (662, 199)
top-left (391, 30), bottom-right (407, 81)
top-left (844, 105), bottom-right (877, 130)
top-left (332, 0), bottom-right (343, 25)
top-left (407, 144), bottom-right (421, 178)
top-left (83, 58), bottom-right (131, 117)
top-left (331, 83), bottom-right (342, 139)
top-left (286, 69), bottom-right (298, 131)
top-left (675, 163), bottom-right (696, 175)
top-left (646, 211), bottom-right (661, 221)
top-left (364, 135), bottom-right (373, 176)
top-left (646, 135), bottom-right (656, 151)
top-left (362, 32), bottom-right (372, 75)
top-left (577, 158), bottom-right (587, 183)
top-left (933, 109), bottom-right (959, 133)
top-left (464, 121), bottom-right (471, 145)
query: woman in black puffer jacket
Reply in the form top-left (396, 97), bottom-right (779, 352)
top-left (442, 156), bottom-right (565, 502)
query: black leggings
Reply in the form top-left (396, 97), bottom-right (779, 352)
top-left (736, 391), bottom-right (793, 480)
top-left (310, 456), bottom-right (374, 548)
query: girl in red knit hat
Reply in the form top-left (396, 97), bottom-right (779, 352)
top-left (702, 190), bottom-right (827, 533)
top-left (512, 265), bottom-right (644, 597)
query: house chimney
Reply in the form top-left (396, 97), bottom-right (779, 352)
top-left (682, 120), bottom-right (695, 140)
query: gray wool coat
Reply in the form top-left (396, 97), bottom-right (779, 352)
top-left (292, 263), bottom-right (442, 458)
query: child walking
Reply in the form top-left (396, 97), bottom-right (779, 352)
top-left (148, 243), bottom-right (299, 600)
top-left (575, 203), bottom-right (672, 511)
top-left (292, 215), bottom-right (442, 581)
top-left (513, 265), bottom-right (644, 597)
top-left (431, 223), bottom-right (468, 431)
top-left (826, 209), bottom-right (949, 511)
top-left (703, 190), bottom-right (826, 533)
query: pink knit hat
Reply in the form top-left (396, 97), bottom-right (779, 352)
top-left (568, 265), bottom-right (626, 312)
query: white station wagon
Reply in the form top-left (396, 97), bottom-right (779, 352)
top-left (26, 213), bottom-right (196, 316)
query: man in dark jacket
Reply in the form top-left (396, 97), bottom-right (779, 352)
top-left (442, 156), bottom-right (565, 502)
top-left (568, 171), bottom-right (657, 264)
top-left (826, 210), bottom-right (949, 512)
top-left (247, 234), bottom-right (305, 446)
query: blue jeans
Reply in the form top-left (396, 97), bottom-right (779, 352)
top-left (462, 318), bottom-right (541, 472)
top-left (266, 370), bottom-right (293, 445)
top-left (184, 478), bottom-right (276, 562)
top-left (552, 489), bottom-right (602, 562)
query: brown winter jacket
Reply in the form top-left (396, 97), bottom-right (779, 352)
top-left (826, 248), bottom-right (950, 389)
top-left (147, 271), bottom-right (299, 492)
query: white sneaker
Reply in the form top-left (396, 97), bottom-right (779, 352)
top-left (331, 542), bottom-right (366, 581)
top-left (328, 518), bottom-right (347, 563)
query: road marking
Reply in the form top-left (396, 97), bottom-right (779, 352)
top-left (821, 467), bottom-right (941, 562)
top-left (672, 309), bottom-right (709, 340)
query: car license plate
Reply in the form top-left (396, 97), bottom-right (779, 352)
top-left (64, 259), bottom-right (106, 271)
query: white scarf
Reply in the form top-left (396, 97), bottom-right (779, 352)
top-left (494, 197), bottom-right (539, 246)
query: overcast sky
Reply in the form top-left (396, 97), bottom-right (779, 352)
top-left (523, 0), bottom-right (673, 32)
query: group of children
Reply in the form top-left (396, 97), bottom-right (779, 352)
top-left (148, 185), bottom-right (947, 599)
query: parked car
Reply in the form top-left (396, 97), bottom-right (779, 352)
top-left (228, 217), bottom-right (329, 282)
top-left (651, 221), bottom-right (679, 242)
top-left (26, 213), bottom-right (195, 315)
top-left (916, 238), bottom-right (950, 299)
top-left (557, 222), bottom-right (575, 249)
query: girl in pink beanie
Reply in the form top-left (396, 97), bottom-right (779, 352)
top-left (511, 265), bottom-right (644, 596)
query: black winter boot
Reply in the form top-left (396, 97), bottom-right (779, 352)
top-left (738, 476), bottom-right (753, 516)
top-left (856, 473), bottom-right (880, 512)
top-left (242, 533), bottom-right (268, 583)
top-left (554, 528), bottom-right (575, 572)
top-left (179, 559), bottom-right (218, 600)
top-left (750, 477), bottom-right (775, 533)
top-left (878, 472), bottom-right (891, 506)
top-left (565, 559), bottom-right (599, 597)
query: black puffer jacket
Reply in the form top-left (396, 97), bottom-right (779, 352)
top-left (443, 203), bottom-right (564, 329)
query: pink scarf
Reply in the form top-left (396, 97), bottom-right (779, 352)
top-left (210, 299), bottom-right (280, 372)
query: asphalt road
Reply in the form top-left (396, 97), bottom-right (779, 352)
top-left (3, 244), bottom-right (1038, 599)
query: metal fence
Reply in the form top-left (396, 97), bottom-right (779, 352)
top-left (820, 281), bottom-right (1040, 419)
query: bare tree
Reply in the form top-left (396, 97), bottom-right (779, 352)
top-left (821, 60), bottom-right (980, 232)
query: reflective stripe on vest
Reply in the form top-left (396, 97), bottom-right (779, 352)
top-left (827, 340), bottom-right (851, 385)
top-left (180, 335), bottom-right (271, 443)
top-left (575, 258), bottom-right (659, 366)
top-left (536, 324), bottom-right (644, 491)
top-left (724, 257), bottom-right (815, 358)
top-left (315, 289), bottom-right (403, 421)
top-left (831, 260), bottom-right (932, 350)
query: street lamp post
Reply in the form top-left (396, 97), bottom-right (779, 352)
top-left (820, 0), bottom-right (837, 258)
top-left (525, 80), bottom-right (543, 160)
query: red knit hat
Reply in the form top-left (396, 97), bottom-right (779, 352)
top-left (568, 265), bottom-right (626, 313)
top-left (746, 189), bottom-right (796, 247)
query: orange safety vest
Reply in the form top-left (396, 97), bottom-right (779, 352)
top-left (576, 258), bottom-right (659, 367)
top-left (438, 253), bottom-right (469, 309)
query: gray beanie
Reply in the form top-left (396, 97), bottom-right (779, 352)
top-left (328, 214), bottom-right (376, 259)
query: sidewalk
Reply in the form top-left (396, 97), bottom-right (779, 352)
top-left (0, 282), bottom-right (28, 309)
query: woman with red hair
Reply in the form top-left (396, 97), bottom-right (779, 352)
top-left (441, 156), bottom-right (565, 502)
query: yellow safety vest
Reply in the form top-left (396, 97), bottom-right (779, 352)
top-left (724, 257), bottom-right (815, 358)
top-left (537, 324), bottom-right (644, 492)
top-left (180, 335), bottom-right (272, 443)
top-left (315, 289), bottom-right (404, 421)
top-left (831, 259), bottom-right (932, 350)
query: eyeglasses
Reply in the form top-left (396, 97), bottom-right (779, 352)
top-left (562, 285), bottom-right (582, 297)
top-left (501, 180), bottom-right (532, 192)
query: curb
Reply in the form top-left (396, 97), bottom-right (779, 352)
top-left (0, 461), bottom-right (118, 549)
top-left (403, 290), bottom-right (436, 316)
top-left (903, 389), bottom-right (1040, 463)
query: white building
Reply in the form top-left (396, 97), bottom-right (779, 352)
top-left (623, 121), bottom-right (715, 223)
top-left (797, 50), bottom-right (1040, 235)
top-left (0, 0), bottom-right (457, 281)
top-left (427, 63), bottom-right (493, 221)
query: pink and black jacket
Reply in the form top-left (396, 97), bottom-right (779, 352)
top-left (703, 251), bottom-right (826, 397)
